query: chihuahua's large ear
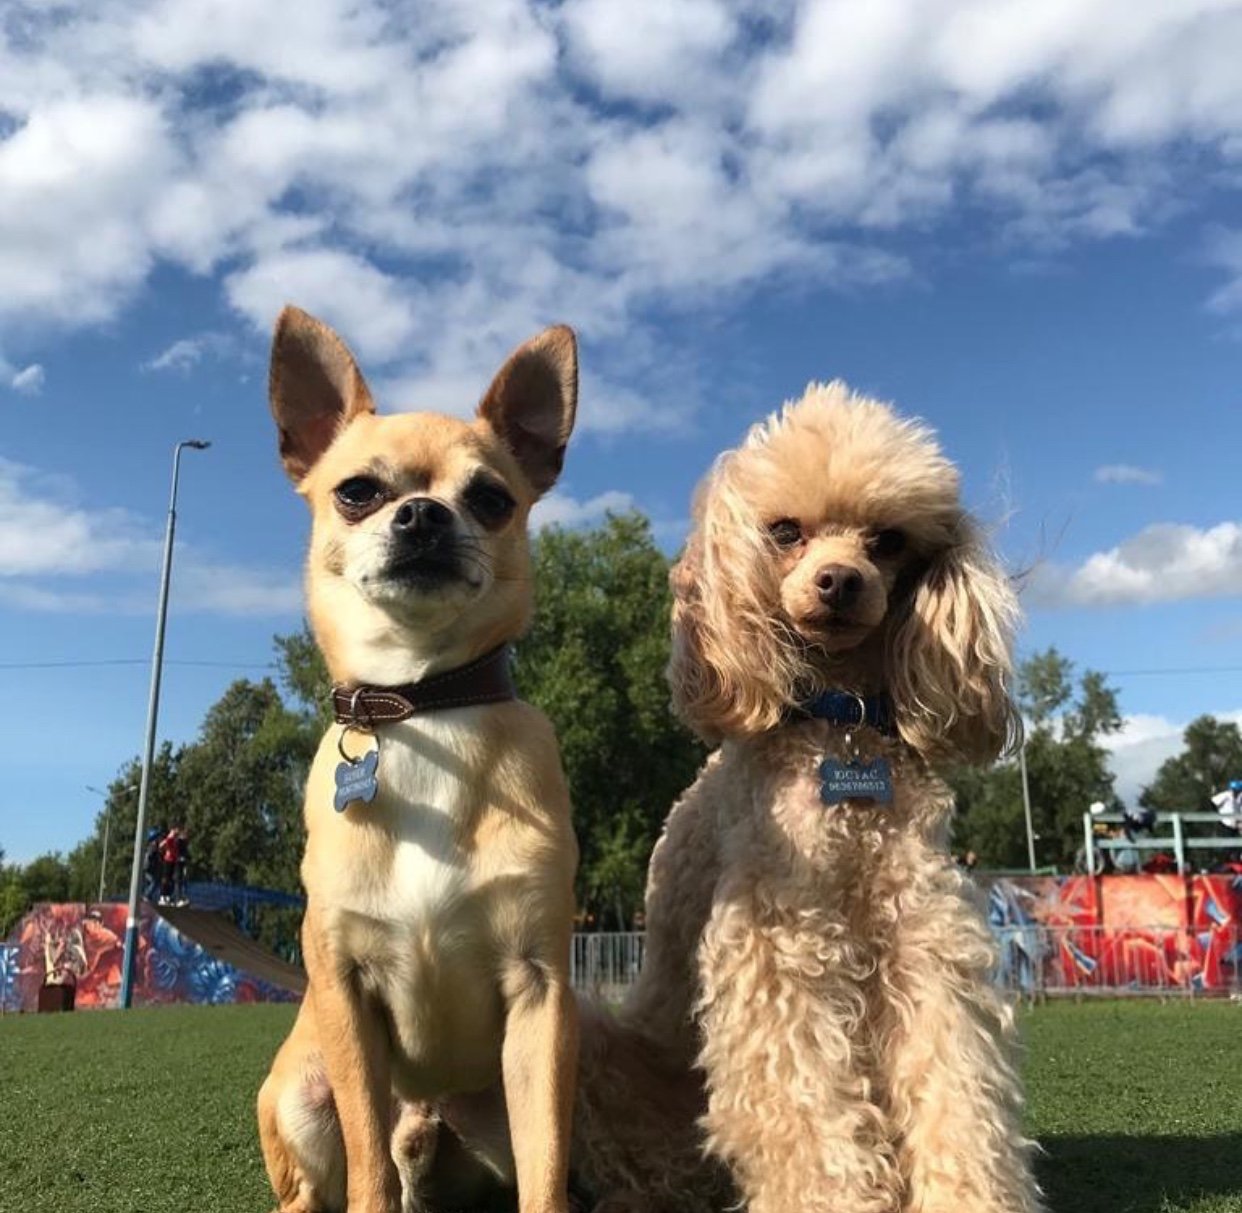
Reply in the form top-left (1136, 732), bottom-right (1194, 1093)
top-left (476, 326), bottom-right (577, 496)
top-left (268, 305), bottom-right (376, 483)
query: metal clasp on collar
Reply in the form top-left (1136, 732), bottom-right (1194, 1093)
top-left (337, 688), bottom-right (377, 764)
top-left (845, 692), bottom-right (868, 728)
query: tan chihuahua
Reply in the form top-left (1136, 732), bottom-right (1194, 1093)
top-left (256, 306), bottom-right (580, 1213)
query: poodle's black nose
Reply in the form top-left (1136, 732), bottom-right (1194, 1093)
top-left (815, 563), bottom-right (864, 608)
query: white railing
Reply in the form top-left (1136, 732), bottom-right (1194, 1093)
top-left (570, 931), bottom-right (645, 997)
top-left (572, 925), bottom-right (1242, 999)
top-left (1083, 811), bottom-right (1242, 876)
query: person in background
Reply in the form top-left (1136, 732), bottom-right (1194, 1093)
top-left (173, 828), bottom-right (190, 907)
top-left (142, 826), bottom-right (164, 902)
top-left (1211, 779), bottom-right (1242, 831)
top-left (1110, 824), bottom-right (1142, 874)
top-left (158, 827), bottom-right (180, 906)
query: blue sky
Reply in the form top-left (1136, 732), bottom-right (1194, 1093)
top-left (4, 0), bottom-right (1242, 863)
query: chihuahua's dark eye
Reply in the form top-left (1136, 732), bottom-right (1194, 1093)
top-left (868, 528), bottom-right (907, 559)
top-left (768, 518), bottom-right (803, 548)
top-left (333, 477), bottom-right (385, 519)
top-left (464, 478), bottom-right (516, 529)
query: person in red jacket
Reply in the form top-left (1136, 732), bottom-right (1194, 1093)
top-left (158, 828), bottom-right (180, 906)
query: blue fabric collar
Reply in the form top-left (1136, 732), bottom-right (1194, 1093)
top-left (800, 690), bottom-right (897, 736)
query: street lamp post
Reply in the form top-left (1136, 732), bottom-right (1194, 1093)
top-left (1019, 738), bottom-right (1037, 873)
top-left (119, 440), bottom-right (210, 1009)
top-left (85, 783), bottom-right (137, 903)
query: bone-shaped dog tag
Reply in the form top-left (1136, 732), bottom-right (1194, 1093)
top-left (819, 757), bottom-right (894, 806)
top-left (334, 746), bottom-right (379, 812)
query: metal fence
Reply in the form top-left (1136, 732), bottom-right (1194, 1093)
top-left (994, 923), bottom-right (1241, 999)
top-left (570, 931), bottom-right (646, 999)
top-left (571, 924), bottom-right (1242, 1000)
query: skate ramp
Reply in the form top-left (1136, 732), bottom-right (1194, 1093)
top-left (157, 904), bottom-right (307, 995)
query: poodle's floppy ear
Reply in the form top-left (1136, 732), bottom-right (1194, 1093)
top-left (667, 473), bottom-right (795, 741)
top-left (477, 325), bottom-right (578, 497)
top-left (887, 521), bottom-right (1021, 765)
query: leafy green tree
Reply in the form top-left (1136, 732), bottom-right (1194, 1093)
top-left (16, 852), bottom-right (71, 903)
top-left (0, 848), bottom-right (30, 936)
top-left (176, 678), bottom-right (316, 892)
top-left (0, 882), bottom-right (26, 936)
top-left (517, 513), bottom-right (705, 926)
top-left (0, 851), bottom-right (73, 935)
top-left (1141, 716), bottom-right (1242, 814)
top-left (66, 746), bottom-right (181, 902)
top-left (951, 648), bottom-right (1122, 869)
top-left (274, 626), bottom-right (333, 730)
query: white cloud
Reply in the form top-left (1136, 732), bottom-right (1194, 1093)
top-left (0, 457), bottom-right (156, 577)
top-left (1206, 226), bottom-right (1242, 314)
top-left (531, 489), bottom-right (636, 530)
top-left (141, 332), bottom-right (234, 374)
top-left (0, 93), bottom-right (175, 325)
top-left (9, 364), bottom-right (45, 395)
top-left (0, 458), bottom-right (300, 617)
top-left (1105, 710), bottom-right (1242, 805)
top-left (561, 0), bottom-right (737, 107)
top-left (1094, 463), bottom-right (1163, 486)
top-left (226, 249), bottom-right (419, 363)
top-left (171, 563), bottom-right (303, 617)
top-left (1032, 521), bottom-right (1242, 607)
top-left (2, 0), bottom-right (1242, 426)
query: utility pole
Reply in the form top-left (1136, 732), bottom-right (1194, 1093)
top-left (119, 439), bottom-right (210, 1009)
top-left (1019, 739), bottom-right (1037, 872)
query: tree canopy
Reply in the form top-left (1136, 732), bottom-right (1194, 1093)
top-left (950, 648), bottom-right (1123, 870)
top-left (1141, 716), bottom-right (1242, 814)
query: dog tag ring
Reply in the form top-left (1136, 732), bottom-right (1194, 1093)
top-left (334, 727), bottom-right (380, 812)
top-left (819, 756), bottom-right (894, 806)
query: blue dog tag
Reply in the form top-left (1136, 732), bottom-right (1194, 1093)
top-left (819, 757), bottom-right (894, 805)
top-left (334, 748), bottom-right (379, 812)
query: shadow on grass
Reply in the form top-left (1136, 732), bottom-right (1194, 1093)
top-left (1039, 1135), bottom-right (1242, 1212)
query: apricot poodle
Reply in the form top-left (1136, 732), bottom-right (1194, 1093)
top-left (573, 382), bottom-right (1041, 1213)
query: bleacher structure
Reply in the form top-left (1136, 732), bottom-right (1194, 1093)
top-left (1083, 809), bottom-right (1242, 876)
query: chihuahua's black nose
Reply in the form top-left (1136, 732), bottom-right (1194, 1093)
top-left (391, 497), bottom-right (454, 536)
top-left (815, 563), bottom-right (864, 608)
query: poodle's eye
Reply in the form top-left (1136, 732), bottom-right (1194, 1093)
top-left (868, 528), bottom-right (907, 559)
top-left (768, 518), bottom-right (803, 548)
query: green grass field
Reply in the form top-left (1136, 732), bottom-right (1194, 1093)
top-left (2, 1000), bottom-right (1240, 1212)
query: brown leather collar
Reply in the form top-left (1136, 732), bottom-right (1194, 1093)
top-left (331, 644), bottom-right (516, 728)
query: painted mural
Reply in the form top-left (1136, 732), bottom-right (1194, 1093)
top-left (983, 874), bottom-right (1242, 993)
top-left (1, 902), bottom-right (299, 1012)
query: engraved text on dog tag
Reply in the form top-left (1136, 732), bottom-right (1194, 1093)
top-left (334, 747), bottom-right (380, 812)
top-left (819, 757), bottom-right (894, 805)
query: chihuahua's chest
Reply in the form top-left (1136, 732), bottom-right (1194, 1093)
top-left (306, 714), bottom-right (509, 1093)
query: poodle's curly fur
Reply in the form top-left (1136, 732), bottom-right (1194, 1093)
top-left (573, 382), bottom-right (1041, 1213)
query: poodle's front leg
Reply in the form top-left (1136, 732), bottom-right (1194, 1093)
top-left (697, 891), bottom-right (902, 1213)
top-left (882, 883), bottom-right (1041, 1213)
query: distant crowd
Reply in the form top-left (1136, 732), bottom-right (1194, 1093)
top-left (142, 825), bottom-right (190, 907)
